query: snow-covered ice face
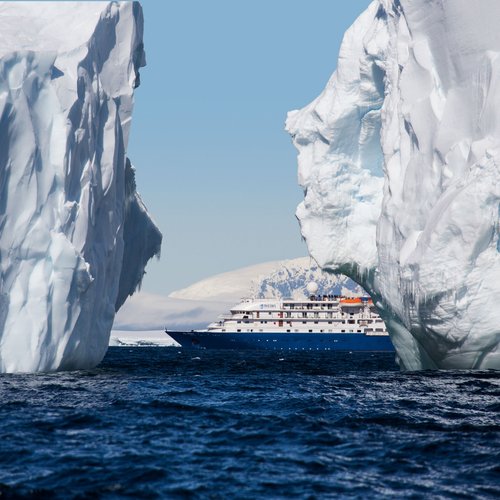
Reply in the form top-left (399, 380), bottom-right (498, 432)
top-left (0, 2), bottom-right (160, 373)
top-left (287, 0), bottom-right (500, 370)
top-left (286, 2), bottom-right (387, 278)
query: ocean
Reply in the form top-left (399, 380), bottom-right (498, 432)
top-left (0, 348), bottom-right (498, 499)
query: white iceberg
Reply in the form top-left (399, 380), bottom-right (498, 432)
top-left (0, 2), bottom-right (161, 372)
top-left (287, 0), bottom-right (500, 369)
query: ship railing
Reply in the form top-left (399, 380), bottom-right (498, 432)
top-left (217, 314), bottom-right (233, 320)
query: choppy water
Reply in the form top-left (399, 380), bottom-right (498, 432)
top-left (0, 348), bottom-right (498, 499)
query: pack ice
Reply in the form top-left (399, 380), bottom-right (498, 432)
top-left (287, 0), bottom-right (500, 369)
top-left (0, 2), bottom-right (161, 372)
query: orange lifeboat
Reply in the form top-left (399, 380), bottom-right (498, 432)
top-left (340, 298), bottom-right (363, 304)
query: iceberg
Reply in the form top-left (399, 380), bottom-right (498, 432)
top-left (287, 0), bottom-right (500, 370)
top-left (0, 2), bottom-right (161, 372)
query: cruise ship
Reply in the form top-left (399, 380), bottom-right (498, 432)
top-left (166, 284), bottom-right (394, 352)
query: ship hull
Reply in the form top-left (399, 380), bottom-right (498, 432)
top-left (166, 331), bottom-right (394, 352)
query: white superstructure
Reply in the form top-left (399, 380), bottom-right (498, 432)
top-left (205, 295), bottom-right (388, 336)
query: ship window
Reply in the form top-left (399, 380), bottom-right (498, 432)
top-left (328, 321), bottom-right (332, 324)
top-left (357, 330), bottom-right (361, 332)
top-left (237, 329), bottom-right (241, 332)
top-left (314, 321), bottom-right (318, 324)
top-left (320, 329), bottom-right (323, 333)
top-left (341, 330), bottom-right (345, 332)
top-left (237, 321), bottom-right (241, 324)
top-left (348, 320), bottom-right (355, 324)
top-left (309, 330), bottom-right (312, 333)
top-left (287, 329), bottom-right (290, 332)
top-left (302, 321), bottom-right (306, 324)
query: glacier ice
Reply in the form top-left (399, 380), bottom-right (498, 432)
top-left (0, 2), bottom-right (161, 372)
top-left (287, 0), bottom-right (500, 370)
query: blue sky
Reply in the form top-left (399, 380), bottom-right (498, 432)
top-left (128, 0), bottom-right (371, 294)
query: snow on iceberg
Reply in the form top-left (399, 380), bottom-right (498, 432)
top-left (0, 2), bottom-right (161, 372)
top-left (287, 0), bottom-right (500, 370)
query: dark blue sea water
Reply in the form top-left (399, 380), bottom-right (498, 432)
top-left (0, 348), bottom-right (498, 499)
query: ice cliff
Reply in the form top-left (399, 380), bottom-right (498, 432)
top-left (287, 0), bottom-right (500, 370)
top-left (0, 2), bottom-right (161, 372)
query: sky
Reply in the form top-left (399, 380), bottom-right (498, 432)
top-left (127, 0), bottom-right (371, 295)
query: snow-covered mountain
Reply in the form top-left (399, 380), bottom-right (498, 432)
top-left (254, 257), bottom-right (364, 299)
top-left (168, 261), bottom-right (281, 302)
top-left (0, 3), bottom-right (161, 372)
top-left (170, 257), bottom-right (364, 302)
top-left (287, 0), bottom-right (500, 370)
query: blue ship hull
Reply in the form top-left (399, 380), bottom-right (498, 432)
top-left (166, 331), bottom-right (395, 352)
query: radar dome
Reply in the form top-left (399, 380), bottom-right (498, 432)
top-left (306, 282), bottom-right (319, 295)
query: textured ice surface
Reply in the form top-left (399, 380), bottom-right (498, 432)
top-left (287, 0), bottom-right (500, 369)
top-left (0, 2), bottom-right (161, 372)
